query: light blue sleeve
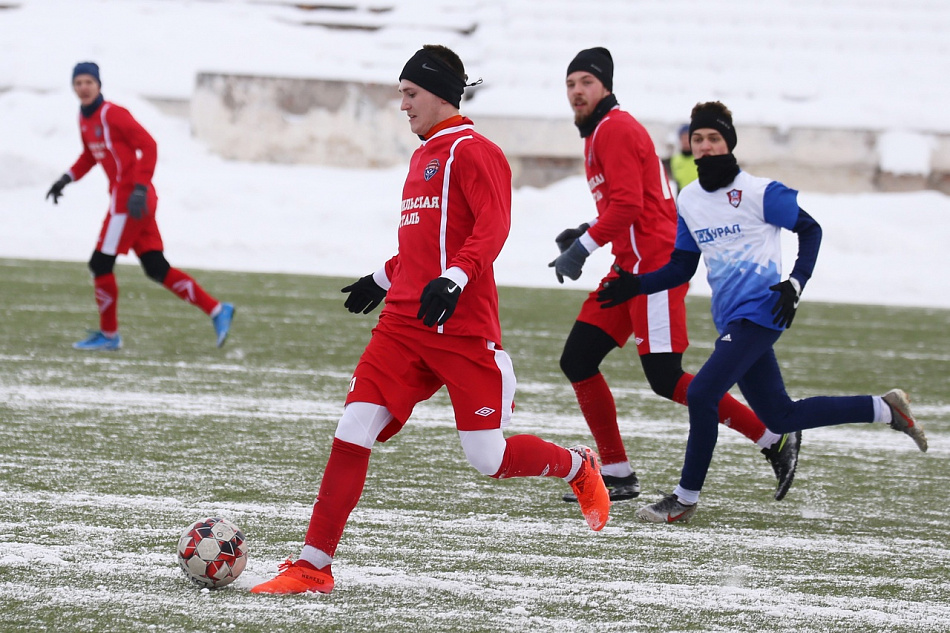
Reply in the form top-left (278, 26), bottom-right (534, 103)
top-left (673, 215), bottom-right (700, 252)
top-left (763, 181), bottom-right (800, 229)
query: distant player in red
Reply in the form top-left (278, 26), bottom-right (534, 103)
top-left (548, 47), bottom-right (800, 504)
top-left (251, 45), bottom-right (609, 596)
top-left (45, 62), bottom-right (234, 350)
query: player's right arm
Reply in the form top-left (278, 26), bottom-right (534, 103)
top-left (67, 143), bottom-right (97, 183)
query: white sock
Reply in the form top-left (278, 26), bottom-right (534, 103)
top-left (299, 544), bottom-right (333, 570)
top-left (672, 485), bottom-right (700, 506)
top-left (872, 396), bottom-right (892, 424)
top-left (564, 449), bottom-right (582, 481)
top-left (601, 462), bottom-right (635, 478)
top-left (757, 429), bottom-right (783, 449)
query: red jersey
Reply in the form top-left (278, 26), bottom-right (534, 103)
top-left (67, 100), bottom-right (158, 212)
top-left (583, 106), bottom-right (677, 273)
top-left (378, 117), bottom-right (511, 343)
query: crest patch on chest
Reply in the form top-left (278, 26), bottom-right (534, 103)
top-left (424, 158), bottom-right (441, 181)
top-left (727, 189), bottom-right (742, 208)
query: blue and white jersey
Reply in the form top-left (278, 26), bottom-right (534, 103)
top-left (675, 171), bottom-right (799, 333)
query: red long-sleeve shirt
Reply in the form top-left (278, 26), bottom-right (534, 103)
top-left (583, 107), bottom-right (677, 273)
top-left (377, 117), bottom-right (511, 343)
top-left (68, 101), bottom-right (157, 210)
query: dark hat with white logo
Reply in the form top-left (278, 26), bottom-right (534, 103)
top-left (567, 47), bottom-right (613, 92)
top-left (400, 48), bottom-right (467, 108)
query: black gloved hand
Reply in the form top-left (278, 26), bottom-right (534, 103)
top-left (127, 184), bottom-right (148, 219)
top-left (46, 174), bottom-right (71, 204)
top-left (548, 239), bottom-right (589, 283)
top-left (769, 278), bottom-right (801, 329)
top-left (417, 277), bottom-right (461, 327)
top-left (341, 273), bottom-right (387, 314)
top-left (555, 222), bottom-right (590, 253)
top-left (596, 264), bottom-right (643, 308)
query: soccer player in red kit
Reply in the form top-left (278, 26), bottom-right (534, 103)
top-left (548, 48), bottom-right (800, 504)
top-left (45, 62), bottom-right (234, 350)
top-left (251, 45), bottom-right (609, 596)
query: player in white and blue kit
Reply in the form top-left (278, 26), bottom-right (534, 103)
top-left (597, 101), bottom-right (928, 523)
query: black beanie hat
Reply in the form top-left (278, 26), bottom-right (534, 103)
top-left (399, 48), bottom-right (467, 108)
top-left (566, 47), bottom-right (613, 92)
top-left (72, 61), bottom-right (101, 85)
top-left (689, 106), bottom-right (737, 152)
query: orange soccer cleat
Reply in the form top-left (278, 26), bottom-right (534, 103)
top-left (567, 445), bottom-right (611, 531)
top-left (250, 558), bottom-right (335, 595)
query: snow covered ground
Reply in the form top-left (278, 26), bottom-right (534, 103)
top-left (1, 0), bottom-right (948, 309)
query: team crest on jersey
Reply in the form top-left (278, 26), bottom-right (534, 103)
top-left (424, 158), bottom-right (440, 181)
top-left (727, 189), bottom-right (742, 208)
top-left (95, 126), bottom-right (103, 138)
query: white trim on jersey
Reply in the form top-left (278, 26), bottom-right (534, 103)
top-left (645, 290), bottom-right (674, 353)
top-left (436, 134), bottom-right (474, 333)
top-left (629, 224), bottom-right (642, 272)
top-left (100, 104), bottom-right (124, 185)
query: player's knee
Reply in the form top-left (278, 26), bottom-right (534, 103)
top-left (559, 349), bottom-right (599, 383)
top-left (139, 250), bottom-right (170, 283)
top-left (87, 251), bottom-right (116, 277)
top-left (685, 377), bottom-right (720, 412)
top-left (640, 353), bottom-right (685, 400)
top-left (459, 429), bottom-right (506, 476)
top-left (334, 402), bottom-right (393, 449)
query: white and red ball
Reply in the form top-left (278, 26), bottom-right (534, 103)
top-left (177, 517), bottom-right (247, 588)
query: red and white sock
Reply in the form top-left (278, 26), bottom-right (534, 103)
top-left (162, 268), bottom-right (218, 315)
top-left (94, 273), bottom-right (119, 336)
top-left (491, 434), bottom-right (574, 479)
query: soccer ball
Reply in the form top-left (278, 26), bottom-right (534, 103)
top-left (176, 517), bottom-right (248, 588)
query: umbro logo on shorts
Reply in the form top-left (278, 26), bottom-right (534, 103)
top-left (474, 407), bottom-right (495, 417)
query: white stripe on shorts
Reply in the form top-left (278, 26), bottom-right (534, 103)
top-left (646, 290), bottom-right (673, 353)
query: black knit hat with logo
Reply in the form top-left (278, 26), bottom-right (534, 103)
top-left (399, 48), bottom-right (467, 108)
top-left (689, 105), bottom-right (738, 151)
top-left (566, 47), bottom-right (613, 92)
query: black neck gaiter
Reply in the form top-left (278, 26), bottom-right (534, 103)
top-left (696, 153), bottom-right (740, 192)
top-left (575, 93), bottom-right (618, 138)
top-left (80, 94), bottom-right (104, 118)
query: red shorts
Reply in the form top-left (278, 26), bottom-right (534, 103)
top-left (345, 317), bottom-right (515, 441)
top-left (95, 188), bottom-right (163, 256)
top-left (577, 269), bottom-right (690, 355)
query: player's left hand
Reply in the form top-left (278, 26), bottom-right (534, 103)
top-left (769, 278), bottom-right (801, 328)
top-left (548, 239), bottom-right (589, 283)
top-left (596, 264), bottom-right (642, 308)
top-left (554, 222), bottom-right (590, 253)
top-left (418, 277), bottom-right (461, 327)
top-left (127, 184), bottom-right (148, 219)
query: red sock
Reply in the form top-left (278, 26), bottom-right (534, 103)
top-left (491, 434), bottom-right (574, 479)
top-left (571, 374), bottom-right (627, 466)
top-left (94, 273), bottom-right (119, 334)
top-left (672, 373), bottom-right (766, 442)
top-left (304, 438), bottom-right (371, 557)
top-left (162, 268), bottom-right (218, 315)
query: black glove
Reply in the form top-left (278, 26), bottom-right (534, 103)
top-left (769, 279), bottom-right (801, 328)
top-left (555, 222), bottom-right (590, 253)
top-left (341, 274), bottom-right (387, 314)
top-left (46, 174), bottom-right (71, 204)
top-left (127, 184), bottom-right (148, 219)
top-left (548, 239), bottom-right (589, 283)
top-left (596, 264), bottom-right (643, 308)
top-left (417, 277), bottom-right (461, 327)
